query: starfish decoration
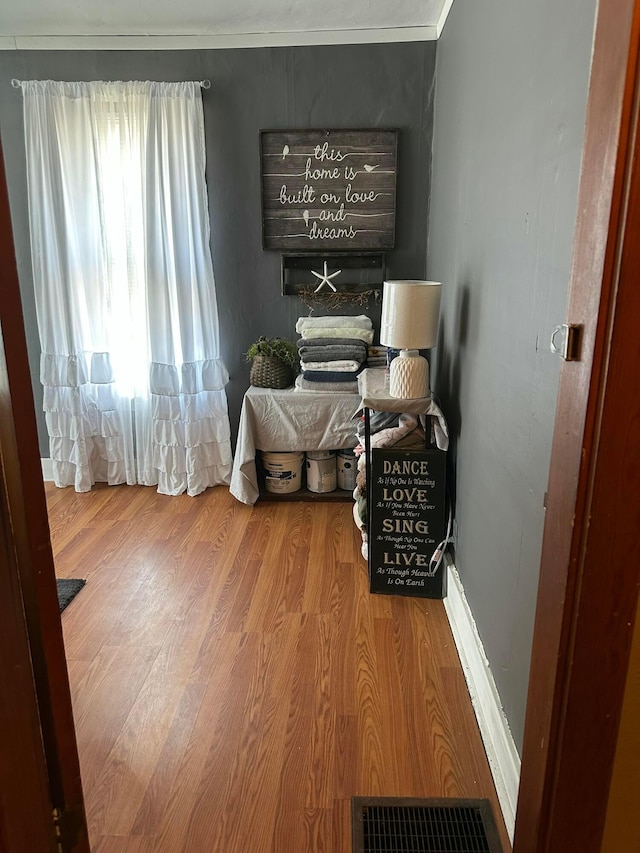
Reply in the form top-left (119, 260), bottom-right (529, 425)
top-left (311, 260), bottom-right (342, 293)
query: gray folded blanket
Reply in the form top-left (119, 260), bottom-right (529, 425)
top-left (295, 375), bottom-right (360, 394)
top-left (302, 367), bottom-right (363, 382)
top-left (297, 336), bottom-right (371, 349)
top-left (356, 411), bottom-right (402, 437)
top-left (299, 345), bottom-right (367, 362)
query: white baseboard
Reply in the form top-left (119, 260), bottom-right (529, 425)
top-left (444, 558), bottom-right (521, 842)
top-left (41, 458), bottom-right (54, 481)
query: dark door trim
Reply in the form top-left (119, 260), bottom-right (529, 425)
top-left (0, 145), bottom-right (89, 850)
top-left (514, 0), bottom-right (640, 849)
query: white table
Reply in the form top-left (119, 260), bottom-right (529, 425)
top-left (229, 385), bottom-right (361, 505)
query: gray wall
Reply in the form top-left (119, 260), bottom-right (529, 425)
top-left (0, 43), bottom-right (436, 455)
top-left (428, 0), bottom-right (597, 751)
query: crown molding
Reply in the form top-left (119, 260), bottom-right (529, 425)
top-left (2, 26), bottom-right (439, 50)
top-left (436, 0), bottom-right (456, 37)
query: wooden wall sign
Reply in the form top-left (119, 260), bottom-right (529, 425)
top-left (369, 448), bottom-right (446, 598)
top-left (260, 129), bottom-right (398, 251)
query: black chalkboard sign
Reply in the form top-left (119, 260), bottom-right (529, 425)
top-left (260, 129), bottom-right (398, 251)
top-left (369, 448), bottom-right (447, 598)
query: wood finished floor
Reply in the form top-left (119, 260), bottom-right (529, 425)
top-left (46, 482), bottom-right (511, 852)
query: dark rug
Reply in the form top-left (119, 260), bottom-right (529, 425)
top-left (352, 797), bottom-right (503, 852)
top-left (56, 578), bottom-right (86, 613)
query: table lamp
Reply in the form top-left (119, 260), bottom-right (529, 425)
top-left (380, 280), bottom-right (442, 398)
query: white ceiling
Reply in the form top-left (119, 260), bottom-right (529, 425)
top-left (0, 0), bottom-right (454, 50)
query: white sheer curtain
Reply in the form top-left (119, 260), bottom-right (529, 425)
top-left (21, 80), bottom-right (232, 496)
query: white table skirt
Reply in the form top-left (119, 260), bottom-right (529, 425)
top-left (229, 385), bottom-right (361, 504)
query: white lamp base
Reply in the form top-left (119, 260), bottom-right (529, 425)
top-left (389, 349), bottom-right (429, 399)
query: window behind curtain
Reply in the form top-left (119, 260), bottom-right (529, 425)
top-left (21, 80), bottom-right (232, 495)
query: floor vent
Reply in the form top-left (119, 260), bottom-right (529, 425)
top-left (352, 797), bottom-right (503, 853)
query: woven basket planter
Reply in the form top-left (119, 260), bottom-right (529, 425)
top-left (249, 355), bottom-right (294, 389)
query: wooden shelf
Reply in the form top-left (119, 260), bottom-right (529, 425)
top-left (281, 251), bottom-right (385, 296)
top-left (257, 486), bottom-right (353, 503)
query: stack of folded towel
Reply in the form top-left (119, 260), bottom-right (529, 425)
top-left (367, 344), bottom-right (389, 368)
top-left (294, 315), bottom-right (373, 394)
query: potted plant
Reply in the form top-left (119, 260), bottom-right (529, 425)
top-left (244, 336), bottom-right (299, 389)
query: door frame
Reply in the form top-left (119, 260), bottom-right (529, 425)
top-left (0, 145), bottom-right (89, 851)
top-left (1, 2), bottom-right (639, 848)
top-left (514, 0), bottom-right (640, 849)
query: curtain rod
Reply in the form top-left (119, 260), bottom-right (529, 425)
top-left (11, 78), bottom-right (211, 89)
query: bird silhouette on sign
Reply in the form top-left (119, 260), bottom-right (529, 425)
top-left (282, 144), bottom-right (290, 159)
top-left (363, 164), bottom-right (379, 172)
top-left (311, 260), bottom-right (342, 293)
top-left (302, 210), bottom-right (309, 227)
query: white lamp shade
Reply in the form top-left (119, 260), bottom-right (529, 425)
top-left (380, 280), bottom-right (442, 350)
